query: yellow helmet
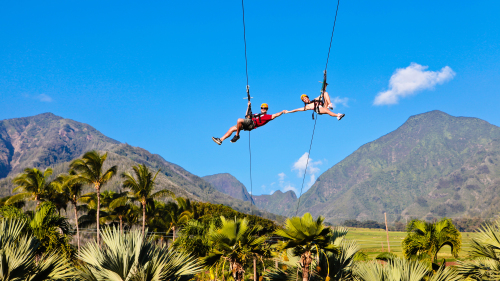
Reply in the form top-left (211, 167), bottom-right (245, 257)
top-left (300, 94), bottom-right (308, 101)
top-left (261, 103), bottom-right (268, 109)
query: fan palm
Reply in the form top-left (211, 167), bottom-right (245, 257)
top-left (0, 218), bottom-right (75, 280)
top-left (457, 220), bottom-right (500, 280)
top-left (7, 167), bottom-right (54, 207)
top-left (352, 257), bottom-right (460, 281)
top-left (402, 218), bottom-right (461, 263)
top-left (274, 213), bottom-right (338, 281)
top-left (122, 164), bottom-right (172, 235)
top-left (70, 150), bottom-right (117, 245)
top-left (78, 226), bottom-right (202, 281)
top-left (203, 216), bottom-right (268, 281)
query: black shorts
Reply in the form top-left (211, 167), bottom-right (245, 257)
top-left (242, 118), bottom-right (255, 131)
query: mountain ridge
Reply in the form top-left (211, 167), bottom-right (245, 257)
top-left (0, 113), bottom-right (283, 222)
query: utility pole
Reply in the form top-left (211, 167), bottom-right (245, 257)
top-left (384, 212), bottom-right (391, 252)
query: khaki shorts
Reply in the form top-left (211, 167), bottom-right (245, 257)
top-left (242, 118), bottom-right (255, 131)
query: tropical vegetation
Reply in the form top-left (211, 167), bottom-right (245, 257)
top-left (1, 148), bottom-right (500, 280)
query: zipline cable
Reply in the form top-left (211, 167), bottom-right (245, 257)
top-left (295, 0), bottom-right (340, 216)
top-left (241, 0), bottom-right (254, 214)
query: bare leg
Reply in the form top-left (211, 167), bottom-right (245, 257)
top-left (221, 119), bottom-right (244, 141)
top-left (323, 91), bottom-right (332, 108)
top-left (318, 107), bottom-right (339, 117)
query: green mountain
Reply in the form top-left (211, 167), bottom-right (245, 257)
top-left (202, 173), bottom-right (253, 202)
top-left (201, 172), bottom-right (300, 215)
top-left (0, 113), bottom-right (282, 221)
top-left (293, 110), bottom-right (500, 223)
top-left (253, 190), bottom-right (298, 216)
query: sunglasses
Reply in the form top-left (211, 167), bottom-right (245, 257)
top-left (261, 107), bottom-right (268, 109)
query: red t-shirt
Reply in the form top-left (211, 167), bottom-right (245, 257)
top-left (252, 114), bottom-right (273, 128)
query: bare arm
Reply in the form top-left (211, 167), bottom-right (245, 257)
top-left (245, 101), bottom-right (252, 118)
top-left (285, 107), bottom-right (307, 114)
top-left (271, 110), bottom-right (286, 119)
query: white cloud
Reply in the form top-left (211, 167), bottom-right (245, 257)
top-left (23, 93), bottom-right (53, 102)
top-left (374, 63), bottom-right (455, 105)
top-left (291, 152), bottom-right (323, 191)
top-left (292, 153), bottom-right (322, 177)
top-left (278, 172), bottom-right (286, 181)
top-left (329, 97), bottom-right (349, 109)
top-left (270, 190), bottom-right (275, 195)
top-left (283, 184), bottom-right (297, 195)
top-left (36, 94), bottom-right (53, 102)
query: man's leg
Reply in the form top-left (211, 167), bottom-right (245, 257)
top-left (221, 119), bottom-right (244, 141)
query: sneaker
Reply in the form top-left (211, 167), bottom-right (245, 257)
top-left (328, 104), bottom-right (334, 110)
top-left (337, 113), bottom-right (345, 121)
top-left (230, 135), bottom-right (240, 143)
top-left (212, 137), bottom-right (222, 145)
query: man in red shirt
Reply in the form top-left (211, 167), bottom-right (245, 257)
top-left (212, 102), bottom-right (285, 145)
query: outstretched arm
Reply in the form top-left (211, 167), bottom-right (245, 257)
top-left (245, 101), bottom-right (252, 118)
top-left (285, 107), bottom-right (306, 114)
top-left (271, 110), bottom-right (286, 120)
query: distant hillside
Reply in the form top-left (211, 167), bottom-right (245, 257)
top-left (0, 113), bottom-right (282, 221)
top-left (294, 110), bottom-right (500, 223)
top-left (201, 173), bottom-right (300, 215)
top-left (202, 173), bottom-right (253, 202)
top-left (253, 190), bottom-right (298, 216)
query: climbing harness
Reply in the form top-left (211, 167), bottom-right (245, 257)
top-left (241, 0), bottom-right (254, 214)
top-left (295, 0), bottom-right (340, 216)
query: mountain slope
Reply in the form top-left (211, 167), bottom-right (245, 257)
top-left (293, 110), bottom-right (500, 223)
top-left (253, 190), bottom-right (298, 215)
top-left (202, 173), bottom-right (253, 202)
top-left (0, 113), bottom-right (282, 221)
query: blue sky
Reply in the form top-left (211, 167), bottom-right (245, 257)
top-left (1, 0), bottom-right (499, 196)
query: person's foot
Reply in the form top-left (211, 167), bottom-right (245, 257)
top-left (337, 113), bottom-right (345, 121)
top-left (328, 104), bottom-right (334, 110)
top-left (230, 135), bottom-right (240, 143)
top-left (212, 137), bottom-right (222, 145)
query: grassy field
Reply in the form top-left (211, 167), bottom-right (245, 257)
top-left (345, 227), bottom-right (477, 261)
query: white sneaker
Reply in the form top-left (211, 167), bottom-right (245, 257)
top-left (328, 104), bottom-right (334, 110)
top-left (337, 113), bottom-right (345, 121)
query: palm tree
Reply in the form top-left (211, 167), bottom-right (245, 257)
top-left (457, 220), bottom-right (500, 280)
top-left (402, 218), bottom-right (461, 264)
top-left (7, 167), bottom-right (54, 207)
top-left (29, 201), bottom-right (73, 258)
top-left (121, 164), bottom-right (171, 235)
top-left (0, 218), bottom-right (75, 280)
top-left (274, 213), bottom-right (338, 281)
top-left (352, 257), bottom-right (461, 281)
top-left (164, 197), bottom-right (195, 241)
top-left (70, 150), bottom-right (117, 245)
top-left (108, 193), bottom-right (133, 233)
top-left (53, 170), bottom-right (84, 253)
top-left (173, 219), bottom-right (212, 257)
top-left (0, 195), bottom-right (26, 209)
top-left (203, 216), bottom-right (268, 281)
top-left (78, 226), bottom-right (202, 281)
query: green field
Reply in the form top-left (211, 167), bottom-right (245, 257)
top-left (345, 227), bottom-right (477, 260)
